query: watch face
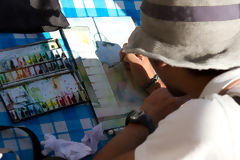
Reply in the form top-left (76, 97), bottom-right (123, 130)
top-left (131, 110), bottom-right (144, 119)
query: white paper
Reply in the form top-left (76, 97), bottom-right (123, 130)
top-left (41, 134), bottom-right (91, 160)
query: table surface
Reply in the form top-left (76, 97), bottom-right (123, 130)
top-left (0, 0), bottom-right (142, 160)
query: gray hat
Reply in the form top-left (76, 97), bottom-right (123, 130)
top-left (124, 0), bottom-right (240, 70)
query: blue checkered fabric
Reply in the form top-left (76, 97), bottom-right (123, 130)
top-left (0, 0), bottom-right (142, 160)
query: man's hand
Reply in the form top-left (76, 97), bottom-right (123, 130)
top-left (141, 88), bottom-right (190, 126)
top-left (120, 46), bottom-right (165, 94)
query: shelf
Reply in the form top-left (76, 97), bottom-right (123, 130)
top-left (0, 57), bottom-right (64, 74)
top-left (1, 68), bottom-right (72, 89)
top-left (10, 101), bottom-right (90, 123)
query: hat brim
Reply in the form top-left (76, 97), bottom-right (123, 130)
top-left (124, 27), bottom-right (240, 70)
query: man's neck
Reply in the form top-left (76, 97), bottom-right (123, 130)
top-left (184, 75), bottom-right (215, 98)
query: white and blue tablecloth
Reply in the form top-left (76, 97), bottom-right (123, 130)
top-left (0, 0), bottom-right (142, 160)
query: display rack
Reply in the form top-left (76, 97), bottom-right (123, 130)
top-left (0, 39), bottom-right (89, 122)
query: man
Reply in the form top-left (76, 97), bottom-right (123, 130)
top-left (95, 0), bottom-right (240, 159)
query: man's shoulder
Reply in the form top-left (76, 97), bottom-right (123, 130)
top-left (181, 93), bottom-right (239, 113)
top-left (135, 94), bottom-right (240, 160)
top-left (166, 96), bottom-right (220, 121)
top-left (157, 95), bottom-right (233, 134)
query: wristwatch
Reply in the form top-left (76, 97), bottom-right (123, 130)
top-left (125, 109), bottom-right (155, 134)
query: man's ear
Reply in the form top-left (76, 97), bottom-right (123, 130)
top-left (154, 60), bottom-right (168, 69)
top-left (158, 61), bottom-right (168, 68)
top-left (149, 58), bottom-right (168, 70)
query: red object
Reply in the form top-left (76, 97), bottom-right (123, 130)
top-left (70, 93), bottom-right (77, 104)
top-left (57, 96), bottom-right (66, 107)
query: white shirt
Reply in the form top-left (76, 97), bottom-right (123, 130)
top-left (135, 68), bottom-right (240, 160)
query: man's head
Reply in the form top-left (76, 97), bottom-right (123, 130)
top-left (124, 0), bottom-right (240, 96)
top-left (124, 0), bottom-right (240, 70)
top-left (149, 58), bottom-right (228, 97)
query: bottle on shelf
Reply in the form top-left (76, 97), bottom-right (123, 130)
top-left (46, 50), bottom-right (55, 60)
top-left (41, 64), bottom-right (48, 73)
top-left (15, 71), bottom-right (21, 80)
top-left (47, 98), bottom-right (54, 110)
top-left (23, 67), bottom-right (31, 77)
top-left (31, 55), bottom-right (38, 64)
top-left (36, 53), bottom-right (44, 62)
top-left (57, 96), bottom-right (65, 107)
top-left (7, 59), bottom-right (15, 70)
top-left (5, 72), bottom-right (14, 82)
top-left (2, 61), bottom-right (9, 71)
top-left (79, 90), bottom-right (87, 101)
top-left (52, 49), bottom-right (60, 59)
top-left (25, 56), bottom-right (32, 65)
top-left (56, 48), bottom-right (63, 56)
top-left (16, 69), bottom-right (24, 79)
top-left (69, 92), bottom-right (77, 104)
top-left (62, 92), bottom-right (71, 106)
top-left (34, 103), bottom-right (44, 114)
top-left (22, 57), bottom-right (27, 66)
top-left (67, 93), bottom-right (73, 105)
top-left (62, 52), bottom-right (71, 68)
top-left (27, 104), bottom-right (37, 116)
top-left (11, 71), bottom-right (18, 81)
top-left (46, 62), bottom-right (53, 72)
top-left (1, 92), bottom-right (12, 110)
top-left (57, 59), bottom-right (65, 69)
top-left (40, 102), bottom-right (49, 112)
top-left (51, 61), bottom-right (59, 71)
top-left (9, 110), bottom-right (19, 121)
top-left (53, 97), bottom-right (60, 109)
top-left (12, 58), bottom-right (19, 68)
top-left (17, 57), bottom-right (24, 67)
top-left (29, 66), bottom-right (36, 76)
top-left (41, 52), bottom-right (49, 61)
top-left (0, 73), bottom-right (7, 84)
top-left (73, 91), bottom-right (81, 103)
top-left (34, 65), bottom-right (43, 75)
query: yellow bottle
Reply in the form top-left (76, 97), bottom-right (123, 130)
top-left (47, 99), bottom-right (54, 110)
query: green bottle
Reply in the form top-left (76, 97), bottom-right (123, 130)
top-left (31, 55), bottom-right (38, 64)
top-left (36, 53), bottom-right (43, 62)
top-left (41, 52), bottom-right (49, 61)
top-left (0, 74), bottom-right (7, 84)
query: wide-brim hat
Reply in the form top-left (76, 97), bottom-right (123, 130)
top-left (124, 0), bottom-right (240, 70)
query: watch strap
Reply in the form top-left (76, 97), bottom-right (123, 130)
top-left (142, 112), bottom-right (155, 133)
top-left (142, 74), bottom-right (159, 92)
top-left (125, 110), bottom-right (155, 134)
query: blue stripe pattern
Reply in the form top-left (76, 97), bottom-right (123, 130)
top-left (0, 0), bottom-right (142, 160)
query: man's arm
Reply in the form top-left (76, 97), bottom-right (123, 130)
top-left (95, 52), bottom-right (159, 160)
top-left (94, 123), bottom-right (149, 160)
top-left (94, 88), bottom-right (189, 160)
top-left (95, 51), bottom-right (189, 160)
top-left (120, 50), bottom-right (165, 94)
